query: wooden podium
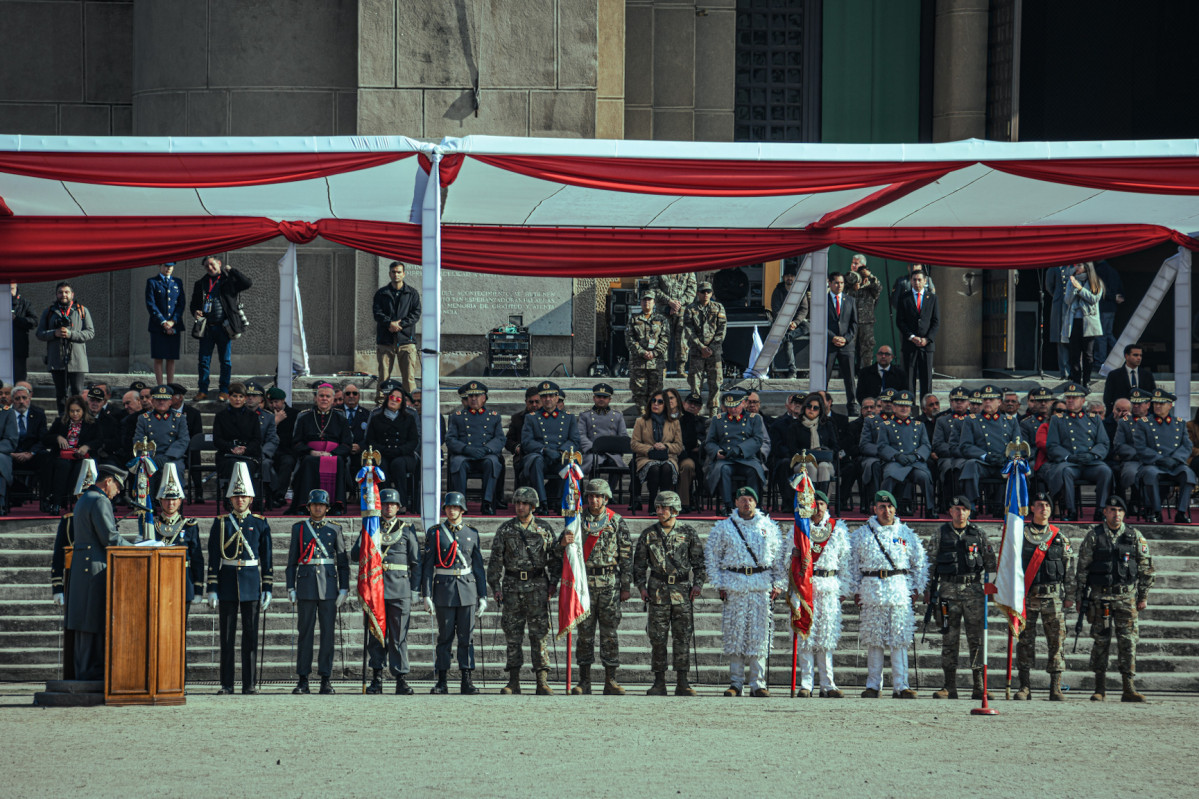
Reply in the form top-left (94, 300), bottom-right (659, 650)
top-left (105, 547), bottom-right (187, 706)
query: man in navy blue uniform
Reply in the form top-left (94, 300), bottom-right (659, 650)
top-left (520, 381), bottom-right (580, 514)
top-left (286, 489), bottom-right (349, 694)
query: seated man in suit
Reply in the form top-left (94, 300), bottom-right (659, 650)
top-left (1102, 343), bottom-right (1156, 415)
top-left (877, 390), bottom-right (933, 515)
top-left (1043, 383), bottom-right (1112, 522)
top-left (8, 384), bottom-right (46, 505)
top-left (520, 381), bottom-right (580, 514)
top-left (957, 384), bottom-right (1020, 516)
top-left (856, 345), bottom-right (907, 408)
top-left (825, 272), bottom-right (859, 415)
top-left (704, 391), bottom-right (766, 516)
top-left (1133, 389), bottom-right (1195, 524)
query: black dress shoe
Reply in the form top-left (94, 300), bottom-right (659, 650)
top-left (480, 501), bottom-right (495, 516)
top-left (1062, 509), bottom-right (1078, 522)
top-left (216, 686), bottom-right (235, 695)
top-left (241, 686), bottom-right (259, 695)
top-left (1147, 512), bottom-right (1162, 524)
top-left (1176, 511), bottom-right (1191, 524)
top-left (292, 677), bottom-right (310, 694)
top-left (319, 677), bottom-right (335, 694)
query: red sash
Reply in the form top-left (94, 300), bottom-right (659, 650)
top-left (583, 507), bottom-right (616, 561)
top-left (1023, 524), bottom-right (1060, 595)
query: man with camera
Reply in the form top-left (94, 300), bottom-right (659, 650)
top-left (36, 282), bottom-right (95, 414)
top-left (189, 256), bottom-right (253, 402)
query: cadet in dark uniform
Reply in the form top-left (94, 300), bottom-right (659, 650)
top-left (487, 485), bottom-right (560, 695)
top-left (1133, 389), bottom-right (1195, 524)
top-left (446, 380), bottom-right (506, 515)
top-left (352, 488), bottom-right (421, 694)
top-left (1044, 383), bottom-right (1112, 521)
top-left (931, 387), bottom-right (970, 512)
top-left (1014, 492), bottom-right (1074, 701)
top-left (206, 462), bottom-right (274, 694)
top-left (1073, 496), bottom-right (1155, 702)
top-left (520, 381), bottom-right (581, 513)
top-left (64, 464), bottom-right (130, 680)
top-left (704, 392), bottom-right (766, 515)
top-left (927, 496), bottom-right (996, 700)
top-left (153, 463), bottom-right (205, 615)
top-left (878, 390), bottom-right (933, 514)
top-left (286, 489), bottom-right (349, 694)
top-left (421, 492), bottom-right (488, 695)
top-left (957, 384), bottom-right (1020, 514)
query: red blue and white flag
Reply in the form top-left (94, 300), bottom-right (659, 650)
top-left (992, 457), bottom-right (1030, 636)
top-left (787, 470), bottom-right (815, 638)
top-left (355, 459), bottom-right (387, 645)
top-left (557, 458), bottom-right (590, 638)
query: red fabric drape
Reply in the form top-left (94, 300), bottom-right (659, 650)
top-left (0, 152), bottom-right (414, 188)
top-left (468, 154), bottom-right (967, 197)
top-left (986, 157), bottom-right (1199, 195)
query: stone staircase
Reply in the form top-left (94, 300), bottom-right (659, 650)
top-left (3, 516), bottom-right (1197, 693)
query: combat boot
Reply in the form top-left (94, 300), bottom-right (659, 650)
top-left (292, 676), bottom-right (310, 695)
top-left (500, 670), bottom-right (522, 695)
top-left (1121, 674), bottom-right (1146, 703)
top-left (319, 676), bottom-right (335, 695)
top-left (1090, 672), bottom-right (1106, 701)
top-left (365, 669), bottom-right (383, 694)
top-left (675, 670), bottom-right (697, 696)
top-left (395, 676), bottom-right (414, 695)
top-left (431, 670), bottom-right (449, 694)
top-left (460, 670), bottom-right (480, 695)
top-left (971, 670), bottom-right (993, 701)
top-left (1048, 672), bottom-right (1065, 701)
top-left (570, 665), bottom-right (591, 695)
top-left (932, 669), bottom-right (957, 699)
top-left (535, 669), bottom-right (554, 696)
top-left (646, 671), bottom-right (668, 696)
top-left (1014, 669), bottom-right (1032, 700)
top-left (603, 666), bottom-right (626, 695)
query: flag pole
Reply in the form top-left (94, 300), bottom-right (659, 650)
top-left (566, 631), bottom-right (573, 693)
top-left (361, 614), bottom-right (369, 694)
top-left (1005, 629), bottom-right (1014, 701)
top-left (790, 631), bottom-right (798, 697)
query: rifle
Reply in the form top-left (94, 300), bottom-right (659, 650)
top-left (1073, 585), bottom-right (1090, 653)
top-left (920, 578), bottom-right (940, 643)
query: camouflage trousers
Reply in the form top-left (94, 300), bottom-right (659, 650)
top-left (1088, 596), bottom-right (1139, 676)
top-left (500, 586), bottom-right (550, 672)
top-left (629, 366), bottom-right (664, 414)
top-left (856, 328), bottom-right (876, 369)
top-left (1017, 593), bottom-right (1066, 673)
top-left (647, 600), bottom-right (693, 672)
top-left (940, 591), bottom-right (986, 672)
top-left (668, 314), bottom-right (689, 371)
top-left (575, 585), bottom-right (622, 667)
top-left (687, 353), bottom-right (722, 413)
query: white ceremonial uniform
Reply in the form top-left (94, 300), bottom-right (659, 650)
top-left (794, 516), bottom-right (850, 693)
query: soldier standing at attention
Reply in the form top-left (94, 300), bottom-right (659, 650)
top-left (577, 383), bottom-right (629, 476)
top-left (206, 462), bottom-right (273, 694)
top-left (421, 492), bottom-right (488, 695)
top-left (520, 381), bottom-right (581, 514)
top-left (50, 459), bottom-right (97, 613)
top-left (650, 271), bottom-right (697, 377)
top-left (625, 290), bottom-right (669, 414)
top-left (927, 496), bottom-right (996, 700)
top-left (153, 463), bottom-right (205, 616)
top-left (633, 490), bottom-right (705, 696)
top-left (351, 488), bottom-right (421, 695)
top-left (565, 479), bottom-right (633, 695)
top-left (683, 281), bottom-right (727, 416)
top-left (1014, 492), bottom-right (1074, 701)
top-left (446, 380), bottom-right (506, 516)
top-left (487, 486), bottom-right (560, 695)
top-left (1074, 496), bottom-right (1155, 702)
top-left (793, 490), bottom-right (850, 698)
top-left (286, 489), bottom-right (349, 695)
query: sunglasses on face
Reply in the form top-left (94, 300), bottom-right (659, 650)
top-left (345, 391), bottom-right (359, 396)
top-left (651, 398), bottom-right (665, 405)
top-left (806, 404), bottom-right (822, 411)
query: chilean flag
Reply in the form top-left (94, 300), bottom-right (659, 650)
top-left (787, 470), bottom-right (815, 638)
top-left (991, 457), bottom-right (1030, 637)
top-left (355, 462), bottom-right (387, 645)
top-left (557, 460), bottom-right (591, 638)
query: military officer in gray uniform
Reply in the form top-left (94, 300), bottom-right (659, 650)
top-left (858, 388), bottom-right (896, 506)
top-left (958, 384), bottom-right (1021, 514)
top-left (932, 387), bottom-right (971, 512)
top-left (446, 380), bottom-right (506, 515)
top-left (520, 381), bottom-right (581, 513)
top-left (1020, 387), bottom-right (1055, 466)
top-left (577, 383), bottom-right (629, 476)
top-left (1133, 388), bottom-right (1195, 524)
top-left (64, 464), bottom-right (130, 680)
top-left (683, 281), bottom-right (727, 414)
top-left (878, 390), bottom-right (933, 514)
top-left (421, 492), bottom-right (488, 695)
top-left (704, 391), bottom-right (766, 515)
top-left (351, 488), bottom-right (421, 694)
top-left (625, 290), bottom-right (669, 414)
top-left (650, 271), bottom-right (697, 375)
top-left (1044, 383), bottom-right (1112, 522)
top-left (286, 488), bottom-right (350, 695)
top-left (133, 384), bottom-right (191, 492)
top-left (1110, 387), bottom-right (1149, 502)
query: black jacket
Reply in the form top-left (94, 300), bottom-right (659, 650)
top-left (13, 405), bottom-right (47, 454)
top-left (1102, 366), bottom-right (1157, 413)
top-left (372, 282), bottom-right (421, 346)
top-left (895, 288), bottom-right (940, 351)
top-left (189, 267), bottom-right (253, 337)
top-left (856, 363), bottom-right (909, 404)
top-left (213, 405), bottom-right (263, 458)
top-left (43, 417), bottom-right (101, 457)
top-left (365, 410), bottom-right (418, 461)
top-left (11, 294), bottom-right (37, 360)
top-left (781, 417), bottom-right (839, 464)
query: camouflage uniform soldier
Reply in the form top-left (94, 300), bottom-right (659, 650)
top-left (845, 255), bottom-right (882, 367)
top-left (625, 290), bottom-right (669, 414)
top-left (562, 478), bottom-right (633, 694)
top-left (649, 271), bottom-right (697, 375)
top-left (486, 486), bottom-right (560, 696)
top-left (1073, 495), bottom-right (1155, 702)
top-left (927, 496), bottom-right (996, 700)
top-left (633, 490), bottom-right (706, 696)
top-left (1014, 492), bottom-right (1075, 701)
top-left (683, 281), bottom-right (727, 415)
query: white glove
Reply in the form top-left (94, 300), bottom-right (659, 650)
top-left (424, 597), bottom-right (435, 615)
top-left (52, 592), bottom-right (65, 607)
top-left (260, 591), bottom-right (272, 610)
top-left (207, 592), bottom-right (218, 609)
top-left (336, 589), bottom-right (348, 608)
top-left (288, 589), bottom-right (297, 605)
top-left (476, 598), bottom-right (488, 619)
top-left (191, 595), bottom-right (202, 605)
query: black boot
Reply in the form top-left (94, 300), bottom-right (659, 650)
top-left (366, 669), bottom-right (383, 694)
top-left (430, 670), bottom-right (448, 694)
top-left (292, 676), bottom-right (310, 694)
top-left (460, 669), bottom-right (480, 695)
top-left (395, 675), bottom-right (414, 695)
top-left (319, 676), bottom-right (335, 695)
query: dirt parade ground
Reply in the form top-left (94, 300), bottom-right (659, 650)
top-left (2, 682), bottom-right (1197, 798)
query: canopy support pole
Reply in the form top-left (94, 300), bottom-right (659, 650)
top-left (749, 253), bottom-right (812, 378)
top-left (1174, 247), bottom-right (1192, 418)
top-left (276, 242), bottom-right (298, 404)
top-left (420, 154), bottom-right (444, 532)
top-left (808, 247), bottom-right (829, 393)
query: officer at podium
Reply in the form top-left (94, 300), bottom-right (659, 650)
top-left (286, 488), bottom-right (349, 695)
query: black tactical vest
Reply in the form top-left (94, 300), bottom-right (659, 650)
top-left (1086, 526), bottom-right (1138, 588)
top-left (935, 524), bottom-right (985, 577)
top-left (1021, 526), bottom-right (1066, 586)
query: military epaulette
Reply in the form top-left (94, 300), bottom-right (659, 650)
top-left (63, 512), bottom-right (73, 519)
top-left (253, 513), bottom-right (268, 520)
top-left (185, 517), bottom-right (198, 526)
